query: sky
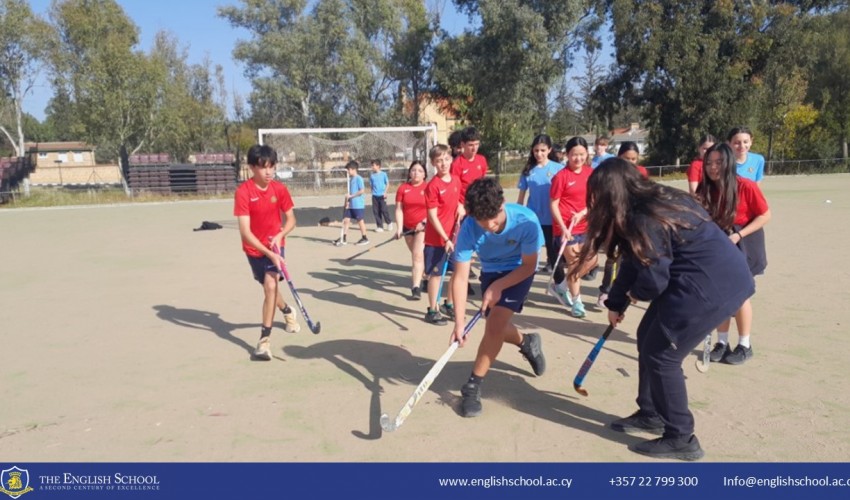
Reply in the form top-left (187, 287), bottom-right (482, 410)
top-left (21, 1), bottom-right (608, 122)
top-left (21, 0), bottom-right (476, 121)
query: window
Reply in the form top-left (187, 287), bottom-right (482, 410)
top-left (58, 153), bottom-right (68, 163)
top-left (38, 153), bottom-right (48, 159)
top-left (73, 153), bottom-right (84, 163)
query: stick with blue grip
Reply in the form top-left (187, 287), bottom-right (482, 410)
top-left (573, 304), bottom-right (629, 396)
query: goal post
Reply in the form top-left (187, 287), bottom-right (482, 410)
top-left (258, 125), bottom-right (439, 192)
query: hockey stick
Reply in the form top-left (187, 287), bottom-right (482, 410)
top-left (545, 220), bottom-right (575, 305)
top-left (380, 310), bottom-right (483, 432)
top-left (573, 303), bottom-right (629, 396)
top-left (346, 228), bottom-right (415, 262)
top-left (272, 242), bottom-right (321, 334)
top-left (335, 197), bottom-right (348, 245)
top-left (695, 334), bottom-right (711, 373)
top-left (434, 218), bottom-right (461, 307)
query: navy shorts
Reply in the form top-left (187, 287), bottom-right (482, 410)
top-left (480, 270), bottom-right (535, 313)
top-left (247, 247), bottom-right (285, 284)
top-left (344, 208), bottom-right (365, 221)
top-left (424, 245), bottom-right (454, 275)
top-left (554, 233), bottom-right (586, 248)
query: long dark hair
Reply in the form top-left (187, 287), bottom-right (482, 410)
top-left (570, 158), bottom-right (705, 277)
top-left (522, 134), bottom-right (553, 177)
top-left (696, 143), bottom-right (738, 231)
top-left (407, 160), bottom-right (427, 184)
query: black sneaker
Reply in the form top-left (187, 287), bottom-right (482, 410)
top-left (629, 435), bottom-right (705, 461)
top-left (709, 342), bottom-right (731, 363)
top-left (355, 236), bottom-right (369, 246)
top-left (439, 301), bottom-right (455, 317)
top-left (518, 333), bottom-right (546, 376)
top-left (424, 309), bottom-right (447, 326)
top-left (610, 410), bottom-right (665, 435)
top-left (332, 237), bottom-right (347, 246)
top-left (460, 382), bottom-right (482, 417)
top-left (411, 287), bottom-right (421, 300)
top-left (723, 344), bottom-right (753, 365)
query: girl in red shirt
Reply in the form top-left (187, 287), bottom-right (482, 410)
top-left (549, 136), bottom-right (596, 318)
top-left (697, 143), bottom-right (771, 365)
top-left (687, 134), bottom-right (717, 194)
top-left (394, 160), bottom-right (429, 300)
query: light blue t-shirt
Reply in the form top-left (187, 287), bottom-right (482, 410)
top-left (591, 153), bottom-right (614, 169)
top-left (517, 160), bottom-right (564, 225)
top-left (736, 152), bottom-right (764, 182)
top-left (455, 204), bottom-right (545, 273)
top-left (370, 170), bottom-right (389, 196)
top-left (348, 175), bottom-right (365, 209)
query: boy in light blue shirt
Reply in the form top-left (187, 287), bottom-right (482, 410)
top-left (369, 159), bottom-right (393, 232)
top-left (449, 177), bottom-right (546, 418)
top-left (333, 160), bottom-right (370, 246)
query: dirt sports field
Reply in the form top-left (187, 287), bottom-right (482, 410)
top-left (1, 174), bottom-right (848, 463)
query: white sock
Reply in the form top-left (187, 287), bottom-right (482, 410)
top-left (738, 336), bottom-right (751, 348)
top-left (555, 281), bottom-right (567, 292)
top-left (717, 331), bottom-right (729, 345)
top-left (573, 294), bottom-right (581, 303)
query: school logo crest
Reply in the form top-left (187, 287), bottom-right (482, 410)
top-left (0, 467), bottom-right (33, 498)
top-left (271, 196), bottom-right (278, 203)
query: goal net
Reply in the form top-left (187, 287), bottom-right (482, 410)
top-left (258, 126), bottom-right (438, 192)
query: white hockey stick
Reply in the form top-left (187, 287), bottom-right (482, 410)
top-left (380, 310), bottom-right (483, 432)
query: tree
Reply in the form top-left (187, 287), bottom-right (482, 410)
top-left (808, 8), bottom-right (850, 159)
top-left (146, 32), bottom-right (228, 160)
top-left (432, 0), bottom-right (602, 152)
top-left (47, 0), bottom-right (159, 162)
top-left (600, 0), bottom-right (840, 164)
top-left (0, 0), bottom-right (52, 157)
top-left (219, 0), bottom-right (427, 128)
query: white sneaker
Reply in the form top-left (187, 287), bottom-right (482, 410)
top-left (375, 227), bottom-right (384, 233)
top-left (253, 337), bottom-right (272, 360)
top-left (282, 308), bottom-right (301, 333)
top-left (388, 222), bottom-right (394, 230)
top-left (546, 282), bottom-right (573, 307)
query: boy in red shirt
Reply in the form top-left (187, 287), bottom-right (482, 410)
top-left (424, 144), bottom-right (462, 325)
top-left (233, 144), bottom-right (300, 360)
top-left (451, 127), bottom-right (488, 206)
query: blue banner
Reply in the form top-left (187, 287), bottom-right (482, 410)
top-left (2, 462), bottom-right (848, 499)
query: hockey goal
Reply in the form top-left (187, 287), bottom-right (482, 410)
top-left (258, 126), bottom-right (438, 192)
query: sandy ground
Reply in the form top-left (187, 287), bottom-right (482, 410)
top-left (0, 175), bottom-right (848, 463)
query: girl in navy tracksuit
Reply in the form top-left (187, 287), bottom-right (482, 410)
top-left (573, 158), bottom-right (754, 461)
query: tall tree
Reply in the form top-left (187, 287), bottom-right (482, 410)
top-left (0, 0), bottom-right (53, 157)
top-left (219, 0), bottom-right (426, 128)
top-left (432, 0), bottom-right (602, 152)
top-left (601, 0), bottom-right (839, 164)
top-left (809, 7), bottom-right (850, 159)
top-left (47, 0), bottom-right (159, 161)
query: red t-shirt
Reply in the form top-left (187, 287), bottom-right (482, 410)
top-left (233, 179), bottom-right (295, 257)
top-left (450, 153), bottom-right (488, 203)
top-left (734, 177), bottom-right (769, 226)
top-left (395, 181), bottom-right (427, 229)
top-left (424, 175), bottom-right (461, 247)
top-left (687, 159), bottom-right (703, 183)
top-left (549, 165), bottom-right (592, 237)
